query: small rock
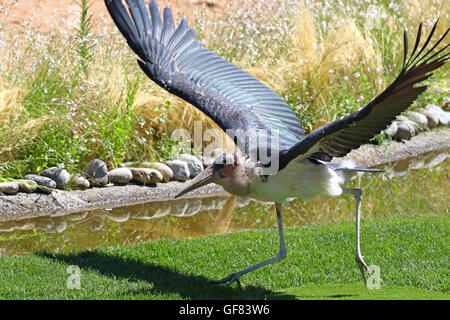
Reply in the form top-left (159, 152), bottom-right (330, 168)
top-left (417, 108), bottom-right (439, 128)
top-left (383, 122), bottom-right (398, 137)
top-left (144, 162), bottom-right (173, 182)
top-left (108, 168), bottom-right (133, 184)
top-left (24, 174), bottom-right (57, 189)
top-left (426, 104), bottom-right (450, 125)
top-left (0, 182), bottom-right (19, 195)
top-left (84, 159), bottom-right (109, 187)
top-left (72, 174), bottom-right (90, 189)
top-left (396, 115), bottom-right (420, 134)
top-left (394, 122), bottom-right (415, 140)
top-left (40, 167), bottom-right (71, 190)
top-left (404, 111), bottom-right (428, 129)
top-left (176, 154), bottom-right (204, 177)
top-left (198, 155), bottom-right (215, 167)
top-left (130, 168), bottom-right (163, 184)
top-left (16, 179), bottom-right (38, 193)
top-left (164, 160), bottom-right (190, 181)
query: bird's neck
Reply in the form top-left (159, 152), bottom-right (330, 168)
top-left (217, 160), bottom-right (260, 197)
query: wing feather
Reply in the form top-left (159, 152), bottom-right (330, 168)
top-left (281, 21), bottom-right (448, 168)
top-left (105, 0), bottom-right (304, 155)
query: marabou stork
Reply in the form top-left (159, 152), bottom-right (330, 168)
top-left (105, 0), bottom-right (449, 289)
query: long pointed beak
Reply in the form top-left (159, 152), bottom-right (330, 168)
top-left (174, 166), bottom-right (216, 198)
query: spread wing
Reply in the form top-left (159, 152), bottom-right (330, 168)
top-left (281, 21), bottom-right (449, 170)
top-left (105, 0), bottom-right (304, 156)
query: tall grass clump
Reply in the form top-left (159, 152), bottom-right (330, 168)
top-left (0, 0), bottom-right (179, 178)
top-left (168, 0), bottom-right (448, 133)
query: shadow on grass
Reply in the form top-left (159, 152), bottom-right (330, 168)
top-left (37, 251), bottom-right (296, 300)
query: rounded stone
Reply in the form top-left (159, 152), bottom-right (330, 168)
top-left (130, 168), bottom-right (163, 184)
top-left (425, 104), bottom-right (449, 126)
top-left (40, 167), bottom-right (71, 190)
top-left (24, 174), bottom-right (57, 189)
top-left (383, 122), bottom-right (398, 137)
top-left (144, 162), bottom-right (173, 183)
top-left (72, 174), bottom-right (90, 189)
top-left (394, 122), bottom-right (415, 140)
top-left (164, 160), bottom-right (190, 181)
top-left (404, 111), bottom-right (428, 129)
top-left (198, 156), bottom-right (215, 167)
top-left (16, 179), bottom-right (38, 193)
top-left (0, 182), bottom-right (19, 195)
top-left (108, 168), bottom-right (133, 184)
top-left (396, 115), bottom-right (420, 134)
top-left (417, 108), bottom-right (439, 128)
top-left (84, 159), bottom-right (109, 187)
top-left (176, 154), bottom-right (204, 177)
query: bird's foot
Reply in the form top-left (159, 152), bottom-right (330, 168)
top-left (355, 254), bottom-right (370, 286)
top-left (209, 273), bottom-right (244, 290)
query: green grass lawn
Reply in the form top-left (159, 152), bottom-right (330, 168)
top-left (0, 214), bottom-right (448, 300)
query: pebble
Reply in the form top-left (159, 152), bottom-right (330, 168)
top-left (24, 174), bottom-right (57, 189)
top-left (130, 168), bottom-right (163, 184)
top-left (108, 168), bottom-right (133, 184)
top-left (0, 182), bottom-right (19, 195)
top-left (384, 122), bottom-right (398, 137)
top-left (40, 167), bottom-right (71, 190)
top-left (396, 115), bottom-right (420, 134)
top-left (417, 108), bottom-right (439, 128)
top-left (164, 160), bottom-right (190, 181)
top-left (426, 104), bottom-right (449, 126)
top-left (198, 155), bottom-right (215, 167)
top-left (72, 174), bottom-right (90, 189)
top-left (394, 122), bottom-right (415, 140)
top-left (16, 179), bottom-right (38, 193)
top-left (144, 162), bottom-right (173, 182)
top-left (404, 111), bottom-right (428, 129)
top-left (176, 154), bottom-right (204, 177)
top-left (84, 159), bottom-right (109, 187)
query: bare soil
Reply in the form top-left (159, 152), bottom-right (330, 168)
top-left (0, 0), bottom-right (225, 31)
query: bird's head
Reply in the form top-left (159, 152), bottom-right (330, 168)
top-left (175, 152), bottom-right (254, 198)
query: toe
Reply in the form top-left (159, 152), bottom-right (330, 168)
top-left (210, 273), bottom-right (243, 289)
top-left (355, 256), bottom-right (369, 285)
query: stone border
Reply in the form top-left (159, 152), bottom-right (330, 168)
top-left (0, 128), bottom-right (449, 221)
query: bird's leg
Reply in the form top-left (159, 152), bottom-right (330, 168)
top-left (209, 202), bottom-right (286, 290)
top-left (343, 188), bottom-right (369, 285)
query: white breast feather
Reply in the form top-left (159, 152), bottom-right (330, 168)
top-left (250, 159), bottom-right (344, 203)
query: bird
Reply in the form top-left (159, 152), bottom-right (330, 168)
top-left (105, 0), bottom-right (449, 289)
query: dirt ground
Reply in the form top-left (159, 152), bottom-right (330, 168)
top-left (0, 0), bottom-right (224, 31)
